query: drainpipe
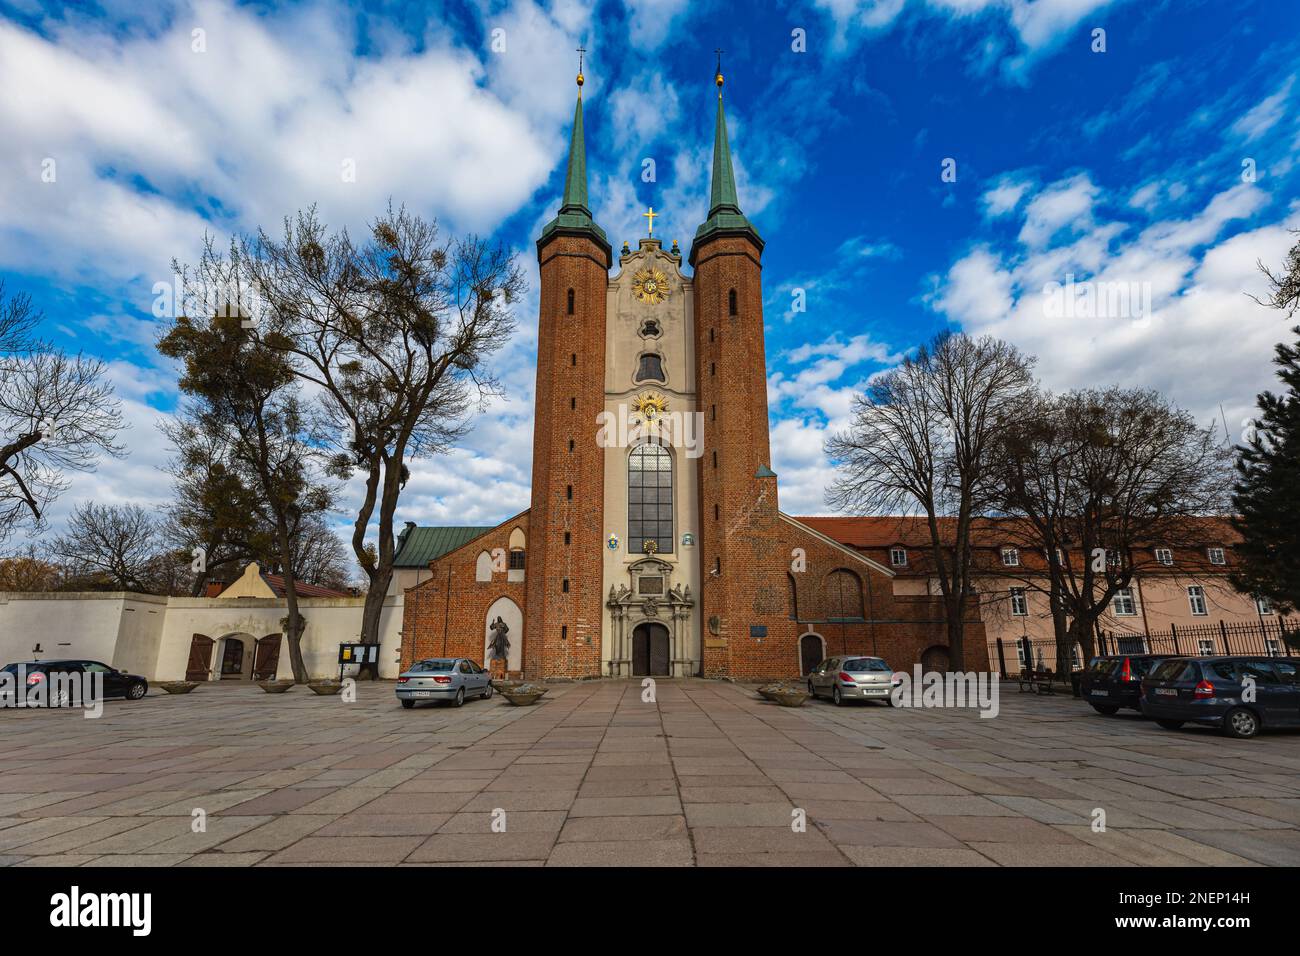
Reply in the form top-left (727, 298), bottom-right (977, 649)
top-left (441, 566), bottom-right (452, 657)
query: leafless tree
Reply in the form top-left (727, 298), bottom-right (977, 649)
top-left (241, 205), bottom-right (524, 649)
top-left (0, 284), bottom-right (124, 543)
top-left (826, 332), bottom-right (1036, 670)
top-left (992, 387), bottom-right (1233, 666)
top-left (46, 502), bottom-right (163, 592)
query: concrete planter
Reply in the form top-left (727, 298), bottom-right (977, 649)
top-left (257, 680), bottom-right (295, 694)
top-left (158, 681), bottom-right (199, 695)
top-left (307, 681), bottom-right (343, 696)
top-left (756, 681), bottom-right (800, 700)
top-left (769, 689), bottom-right (809, 707)
top-left (499, 683), bottom-right (547, 706)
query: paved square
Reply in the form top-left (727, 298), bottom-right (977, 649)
top-left (1, 680), bottom-right (1297, 866)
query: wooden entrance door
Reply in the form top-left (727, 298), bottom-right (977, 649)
top-left (632, 623), bottom-right (671, 677)
top-left (800, 634), bottom-right (823, 675)
top-left (185, 635), bottom-right (214, 681)
top-left (252, 635), bottom-right (282, 681)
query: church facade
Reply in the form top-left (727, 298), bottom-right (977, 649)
top-left (400, 70), bottom-right (987, 681)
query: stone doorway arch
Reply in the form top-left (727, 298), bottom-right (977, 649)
top-left (921, 645), bottom-right (951, 674)
top-left (799, 633), bottom-right (825, 675)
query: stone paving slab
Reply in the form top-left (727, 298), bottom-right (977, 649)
top-left (1, 679), bottom-right (1296, 866)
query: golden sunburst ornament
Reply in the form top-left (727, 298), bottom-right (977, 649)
top-left (632, 267), bottom-right (669, 305)
top-left (632, 392), bottom-right (670, 423)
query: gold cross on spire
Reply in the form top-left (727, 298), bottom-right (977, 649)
top-left (576, 44), bottom-right (586, 89)
top-left (642, 206), bottom-right (659, 237)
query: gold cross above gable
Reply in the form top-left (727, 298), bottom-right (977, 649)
top-left (642, 206), bottom-right (658, 237)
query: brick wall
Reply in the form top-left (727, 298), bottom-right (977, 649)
top-left (527, 233), bottom-right (610, 679)
top-left (402, 517), bottom-right (528, 676)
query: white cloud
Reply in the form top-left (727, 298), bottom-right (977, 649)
top-left (930, 168), bottom-right (1298, 438)
top-left (622, 0), bottom-right (691, 51)
top-left (814, 0), bottom-right (1124, 75)
top-left (981, 173), bottom-right (1034, 218)
top-left (1229, 75), bottom-right (1295, 143)
top-left (0, 0), bottom-right (590, 297)
top-left (1017, 172), bottom-right (1100, 247)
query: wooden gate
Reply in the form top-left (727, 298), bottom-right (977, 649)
top-left (185, 635), bottom-right (214, 681)
top-left (252, 635), bottom-right (283, 681)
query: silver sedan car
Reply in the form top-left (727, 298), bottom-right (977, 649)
top-left (807, 655), bottom-right (899, 706)
top-left (396, 658), bottom-right (493, 709)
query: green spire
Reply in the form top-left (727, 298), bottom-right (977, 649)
top-left (708, 90), bottom-right (740, 215)
top-left (690, 79), bottom-right (762, 265)
top-left (539, 77), bottom-right (609, 261)
top-left (560, 93), bottom-right (589, 213)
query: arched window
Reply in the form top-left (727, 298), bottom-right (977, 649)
top-left (788, 573), bottom-right (799, 620)
top-left (567, 288), bottom-right (575, 315)
top-left (826, 568), bottom-right (865, 620)
top-left (628, 443), bottom-right (673, 555)
top-left (635, 353), bottom-right (665, 383)
top-left (728, 288), bottom-right (737, 315)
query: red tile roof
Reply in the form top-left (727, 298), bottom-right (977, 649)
top-left (260, 573), bottom-right (353, 598)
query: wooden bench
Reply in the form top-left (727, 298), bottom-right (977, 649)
top-left (1017, 668), bottom-right (1056, 694)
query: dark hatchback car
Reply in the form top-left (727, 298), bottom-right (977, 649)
top-left (1140, 656), bottom-right (1299, 739)
top-left (1080, 654), bottom-right (1185, 715)
top-left (1, 660), bottom-right (149, 701)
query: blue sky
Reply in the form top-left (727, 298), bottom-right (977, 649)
top-left (1, 0), bottom-right (1298, 543)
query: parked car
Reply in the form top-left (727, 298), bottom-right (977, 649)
top-left (395, 658), bottom-right (493, 709)
top-left (1, 660), bottom-right (149, 701)
top-left (807, 655), bottom-right (897, 706)
top-left (1080, 654), bottom-right (1186, 715)
top-left (1139, 656), bottom-right (1300, 739)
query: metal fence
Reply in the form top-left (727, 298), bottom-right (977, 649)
top-left (992, 618), bottom-right (1298, 679)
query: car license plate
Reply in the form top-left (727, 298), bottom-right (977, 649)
top-left (410, 691), bottom-right (433, 698)
top-left (1155, 688), bottom-right (1177, 696)
top-left (1090, 690), bottom-right (1109, 697)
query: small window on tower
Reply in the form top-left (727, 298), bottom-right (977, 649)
top-left (571, 354), bottom-right (577, 366)
top-left (567, 288), bottom-right (575, 315)
top-left (635, 353), bottom-right (665, 383)
top-left (728, 289), bottom-right (737, 316)
top-left (640, 319), bottom-right (661, 338)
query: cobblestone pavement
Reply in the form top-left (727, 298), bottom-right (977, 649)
top-left (1, 680), bottom-right (1297, 866)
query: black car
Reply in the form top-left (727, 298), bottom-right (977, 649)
top-left (1080, 654), bottom-right (1186, 715)
top-left (1, 660), bottom-right (149, 701)
top-left (1139, 656), bottom-right (1300, 739)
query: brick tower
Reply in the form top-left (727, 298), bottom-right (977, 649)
top-left (526, 69), bottom-right (612, 679)
top-left (690, 68), bottom-right (789, 678)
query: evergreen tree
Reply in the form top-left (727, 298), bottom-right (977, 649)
top-left (1231, 324), bottom-right (1300, 614)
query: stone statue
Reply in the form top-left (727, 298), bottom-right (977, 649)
top-left (487, 616), bottom-right (510, 662)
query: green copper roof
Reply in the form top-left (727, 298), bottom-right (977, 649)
top-left (539, 92), bottom-right (609, 257)
top-left (690, 90), bottom-right (762, 265)
top-left (562, 93), bottom-right (588, 210)
top-left (393, 526), bottom-right (494, 568)
top-left (755, 464), bottom-right (777, 478)
top-left (709, 90), bottom-right (739, 213)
